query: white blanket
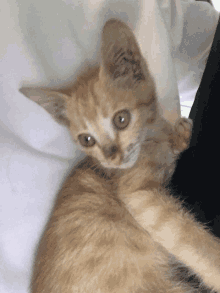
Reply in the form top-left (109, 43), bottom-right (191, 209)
top-left (0, 1), bottom-right (219, 292)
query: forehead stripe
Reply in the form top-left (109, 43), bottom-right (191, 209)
top-left (100, 117), bottom-right (115, 140)
top-left (84, 116), bottom-right (115, 142)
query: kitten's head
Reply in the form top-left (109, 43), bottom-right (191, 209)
top-left (20, 19), bottom-right (158, 169)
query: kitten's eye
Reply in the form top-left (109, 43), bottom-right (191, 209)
top-left (78, 134), bottom-right (96, 147)
top-left (113, 109), bottom-right (131, 130)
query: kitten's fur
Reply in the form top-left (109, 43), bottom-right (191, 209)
top-left (21, 19), bottom-right (220, 293)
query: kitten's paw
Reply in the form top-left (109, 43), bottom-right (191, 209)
top-left (172, 117), bottom-right (193, 153)
top-left (175, 117), bottom-right (192, 141)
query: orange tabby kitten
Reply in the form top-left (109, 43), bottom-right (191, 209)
top-left (21, 19), bottom-right (220, 293)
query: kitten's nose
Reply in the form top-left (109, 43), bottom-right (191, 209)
top-left (103, 144), bottom-right (118, 159)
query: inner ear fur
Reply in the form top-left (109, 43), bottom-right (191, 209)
top-left (20, 87), bottom-right (70, 126)
top-left (100, 19), bottom-right (152, 88)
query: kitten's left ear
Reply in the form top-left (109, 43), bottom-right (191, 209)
top-left (20, 87), bottom-right (70, 126)
top-left (100, 19), bottom-right (151, 88)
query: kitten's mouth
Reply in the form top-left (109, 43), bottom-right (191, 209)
top-left (101, 152), bottom-right (138, 169)
top-left (145, 138), bottom-right (160, 144)
top-left (100, 144), bottom-right (140, 170)
top-left (100, 153), bottom-right (122, 169)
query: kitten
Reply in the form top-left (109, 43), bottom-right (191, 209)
top-left (20, 19), bottom-right (220, 293)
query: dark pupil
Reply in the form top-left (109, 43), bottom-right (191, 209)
top-left (85, 136), bottom-right (90, 142)
top-left (119, 116), bottom-right (125, 123)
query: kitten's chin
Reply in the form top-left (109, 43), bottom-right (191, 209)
top-left (101, 160), bottom-right (137, 170)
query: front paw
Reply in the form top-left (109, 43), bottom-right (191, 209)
top-left (175, 117), bottom-right (192, 144)
top-left (171, 117), bottom-right (193, 153)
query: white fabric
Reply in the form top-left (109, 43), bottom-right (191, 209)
top-left (0, 1), bottom-right (219, 292)
top-left (213, 0), bottom-right (220, 12)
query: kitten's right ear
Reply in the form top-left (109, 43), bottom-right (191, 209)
top-left (20, 87), bottom-right (70, 126)
top-left (100, 19), bottom-right (151, 89)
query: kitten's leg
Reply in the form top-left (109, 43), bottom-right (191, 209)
top-left (31, 192), bottom-right (190, 293)
top-left (120, 189), bottom-right (220, 292)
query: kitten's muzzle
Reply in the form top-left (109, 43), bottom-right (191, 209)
top-left (102, 144), bottom-right (118, 160)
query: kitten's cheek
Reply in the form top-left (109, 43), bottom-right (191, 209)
top-left (121, 146), bottom-right (140, 168)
